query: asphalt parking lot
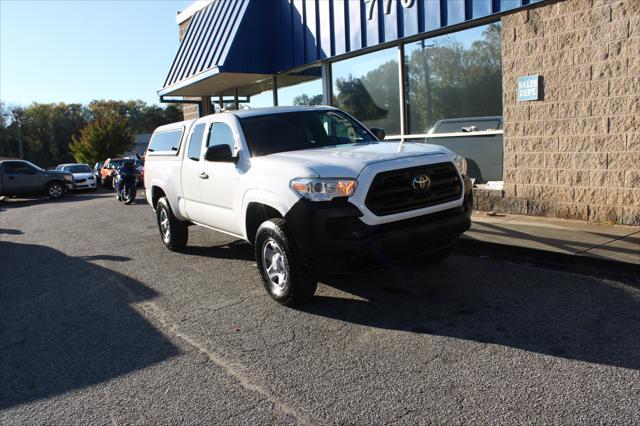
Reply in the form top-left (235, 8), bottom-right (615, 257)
top-left (1, 190), bottom-right (639, 424)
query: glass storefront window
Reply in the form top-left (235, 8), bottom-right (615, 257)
top-left (277, 66), bottom-right (323, 106)
top-left (404, 23), bottom-right (502, 134)
top-left (332, 47), bottom-right (400, 135)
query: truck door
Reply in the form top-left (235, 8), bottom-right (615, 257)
top-left (197, 120), bottom-right (244, 235)
top-left (2, 161), bottom-right (42, 193)
top-left (180, 122), bottom-right (207, 221)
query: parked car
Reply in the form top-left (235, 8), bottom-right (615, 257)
top-left (144, 106), bottom-right (472, 306)
top-left (93, 161), bottom-right (104, 184)
top-left (0, 159), bottom-right (74, 199)
top-left (55, 163), bottom-right (97, 191)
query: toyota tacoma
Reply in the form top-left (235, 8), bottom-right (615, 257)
top-left (144, 106), bottom-right (472, 306)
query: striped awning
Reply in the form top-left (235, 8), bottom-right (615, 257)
top-left (160, 0), bottom-right (251, 96)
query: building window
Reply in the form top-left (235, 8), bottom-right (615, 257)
top-left (331, 47), bottom-right (400, 135)
top-left (277, 66), bottom-right (323, 106)
top-left (404, 23), bottom-right (502, 134)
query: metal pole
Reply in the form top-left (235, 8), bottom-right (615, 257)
top-left (321, 61), bottom-right (332, 106)
top-left (272, 75), bottom-right (278, 106)
top-left (218, 94), bottom-right (224, 112)
top-left (398, 42), bottom-right (407, 143)
top-left (17, 121), bottom-right (24, 159)
top-left (234, 88), bottom-right (239, 110)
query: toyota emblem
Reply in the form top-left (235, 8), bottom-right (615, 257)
top-left (411, 174), bottom-right (431, 192)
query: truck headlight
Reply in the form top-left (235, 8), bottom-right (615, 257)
top-left (290, 178), bottom-right (357, 201)
top-left (453, 155), bottom-right (467, 176)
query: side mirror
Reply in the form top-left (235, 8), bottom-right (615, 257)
top-left (371, 127), bottom-right (386, 140)
top-left (205, 144), bottom-right (236, 163)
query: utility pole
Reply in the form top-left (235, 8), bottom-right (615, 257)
top-left (17, 120), bottom-right (24, 159)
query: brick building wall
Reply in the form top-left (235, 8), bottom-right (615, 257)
top-left (498, 0), bottom-right (639, 225)
top-left (178, 17), bottom-right (200, 121)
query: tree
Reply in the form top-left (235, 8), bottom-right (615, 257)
top-left (69, 113), bottom-right (134, 166)
top-left (293, 94), bottom-right (323, 106)
top-left (334, 75), bottom-right (389, 122)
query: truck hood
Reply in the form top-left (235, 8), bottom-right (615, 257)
top-left (265, 142), bottom-right (452, 178)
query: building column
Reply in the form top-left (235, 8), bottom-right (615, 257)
top-left (322, 61), bottom-right (332, 106)
top-left (200, 96), bottom-right (213, 116)
top-left (397, 42), bottom-right (407, 141)
top-left (272, 75), bottom-right (278, 106)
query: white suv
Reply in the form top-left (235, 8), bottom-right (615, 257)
top-left (145, 106), bottom-right (472, 306)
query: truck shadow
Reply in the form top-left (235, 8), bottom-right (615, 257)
top-left (0, 241), bottom-right (180, 409)
top-left (306, 254), bottom-right (640, 370)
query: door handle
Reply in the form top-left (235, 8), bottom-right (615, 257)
top-left (199, 172), bottom-right (209, 179)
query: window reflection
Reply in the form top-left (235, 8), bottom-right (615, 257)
top-left (277, 66), bottom-right (323, 106)
top-left (405, 23), bottom-right (502, 134)
top-left (332, 47), bottom-right (400, 135)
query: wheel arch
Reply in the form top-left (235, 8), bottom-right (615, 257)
top-left (150, 185), bottom-right (166, 209)
top-left (245, 202), bottom-right (284, 245)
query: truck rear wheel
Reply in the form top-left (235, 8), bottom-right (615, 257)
top-left (156, 197), bottom-right (188, 251)
top-left (255, 218), bottom-right (317, 306)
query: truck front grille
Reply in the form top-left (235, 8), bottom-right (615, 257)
top-left (365, 162), bottom-right (462, 216)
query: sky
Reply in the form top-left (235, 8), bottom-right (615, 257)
top-left (1, 0), bottom-right (192, 107)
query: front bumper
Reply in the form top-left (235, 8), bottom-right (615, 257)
top-left (73, 181), bottom-right (97, 189)
top-left (285, 175), bottom-right (473, 273)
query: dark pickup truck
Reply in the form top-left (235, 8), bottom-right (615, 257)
top-left (0, 159), bottom-right (75, 199)
top-left (425, 116), bottom-right (503, 184)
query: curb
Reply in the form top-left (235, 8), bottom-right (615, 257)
top-left (457, 237), bottom-right (640, 283)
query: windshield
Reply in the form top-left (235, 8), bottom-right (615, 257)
top-left (63, 165), bottom-right (92, 173)
top-left (239, 110), bottom-right (376, 157)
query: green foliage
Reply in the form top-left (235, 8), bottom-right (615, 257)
top-left (292, 94), bottom-right (323, 106)
top-left (0, 100), bottom-right (183, 167)
top-left (334, 76), bottom-right (390, 122)
top-left (69, 113), bottom-right (134, 166)
top-left (406, 23), bottom-right (503, 132)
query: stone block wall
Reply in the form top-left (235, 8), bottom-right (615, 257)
top-left (500, 0), bottom-right (639, 225)
top-left (178, 16), bottom-right (202, 121)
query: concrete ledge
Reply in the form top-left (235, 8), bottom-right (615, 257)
top-left (459, 212), bottom-right (640, 281)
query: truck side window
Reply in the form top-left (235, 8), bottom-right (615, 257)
top-left (187, 123), bottom-right (206, 161)
top-left (148, 128), bottom-right (184, 153)
top-left (5, 162), bottom-right (36, 174)
top-left (207, 123), bottom-right (235, 152)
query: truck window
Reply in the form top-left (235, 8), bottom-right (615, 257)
top-left (148, 128), bottom-right (184, 153)
top-left (187, 123), bottom-right (206, 161)
top-left (207, 123), bottom-right (235, 151)
top-left (4, 162), bottom-right (37, 174)
top-left (240, 111), bottom-right (375, 157)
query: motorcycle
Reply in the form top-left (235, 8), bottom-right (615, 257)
top-left (113, 169), bottom-right (137, 205)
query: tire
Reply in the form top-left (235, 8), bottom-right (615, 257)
top-left (255, 218), bottom-right (317, 306)
top-left (46, 181), bottom-right (64, 199)
top-left (156, 197), bottom-right (188, 251)
top-left (123, 185), bottom-right (135, 204)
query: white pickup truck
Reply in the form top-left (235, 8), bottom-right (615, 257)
top-left (144, 106), bottom-right (472, 306)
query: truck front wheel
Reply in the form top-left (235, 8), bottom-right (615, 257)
top-left (156, 197), bottom-right (188, 251)
top-left (255, 218), bottom-right (317, 306)
top-left (46, 181), bottom-right (64, 199)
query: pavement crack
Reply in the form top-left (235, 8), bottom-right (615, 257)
top-left (110, 274), bottom-right (316, 425)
